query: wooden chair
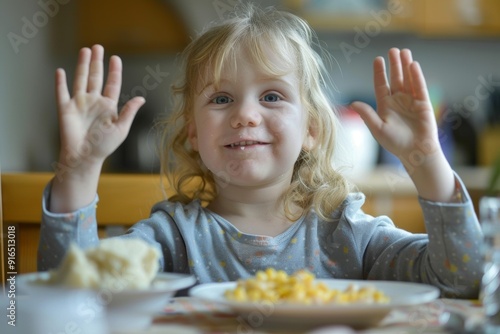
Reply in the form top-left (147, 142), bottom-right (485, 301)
top-left (1, 168), bottom-right (486, 283)
top-left (0, 170), bottom-right (430, 280)
top-left (1, 172), bottom-right (170, 277)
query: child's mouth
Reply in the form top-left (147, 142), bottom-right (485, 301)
top-left (227, 140), bottom-right (264, 148)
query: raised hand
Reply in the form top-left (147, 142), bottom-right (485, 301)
top-left (50, 45), bottom-right (145, 213)
top-left (350, 48), bottom-right (456, 202)
top-left (350, 48), bottom-right (439, 163)
top-left (56, 44), bottom-right (145, 174)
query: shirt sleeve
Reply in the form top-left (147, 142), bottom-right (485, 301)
top-left (363, 173), bottom-right (483, 299)
top-left (38, 180), bottom-right (100, 271)
top-left (38, 179), bottom-right (189, 274)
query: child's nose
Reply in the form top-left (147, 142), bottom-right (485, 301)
top-left (230, 100), bottom-right (262, 128)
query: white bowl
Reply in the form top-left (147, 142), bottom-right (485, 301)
top-left (17, 271), bottom-right (196, 332)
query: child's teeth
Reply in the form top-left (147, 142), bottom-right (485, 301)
top-left (229, 141), bottom-right (260, 148)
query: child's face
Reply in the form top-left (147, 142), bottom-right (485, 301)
top-left (188, 50), bottom-right (315, 188)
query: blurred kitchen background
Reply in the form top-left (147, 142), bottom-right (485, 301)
top-left (1, 0), bottom-right (499, 176)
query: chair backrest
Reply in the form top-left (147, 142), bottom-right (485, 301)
top-left (1, 172), bottom-right (169, 274)
top-left (5, 169), bottom-right (481, 275)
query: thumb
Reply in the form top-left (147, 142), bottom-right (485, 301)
top-left (116, 96), bottom-right (146, 134)
top-left (349, 101), bottom-right (383, 134)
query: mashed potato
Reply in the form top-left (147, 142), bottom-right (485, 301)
top-left (46, 238), bottom-right (160, 290)
top-left (225, 268), bottom-right (390, 305)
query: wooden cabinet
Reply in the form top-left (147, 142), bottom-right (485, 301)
top-left (77, 0), bottom-right (190, 53)
top-left (282, 0), bottom-right (500, 38)
top-left (349, 166), bottom-right (490, 233)
top-left (414, 0), bottom-right (500, 37)
top-left (282, 0), bottom-right (414, 33)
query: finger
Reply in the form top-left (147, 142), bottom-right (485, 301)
top-left (400, 49), bottom-right (413, 94)
top-left (73, 47), bottom-right (91, 95)
top-left (87, 44), bottom-right (104, 93)
top-left (116, 96), bottom-right (146, 135)
top-left (409, 61), bottom-right (430, 102)
top-left (373, 56), bottom-right (390, 101)
top-left (55, 68), bottom-right (70, 107)
top-left (388, 48), bottom-right (404, 94)
top-left (103, 55), bottom-right (122, 102)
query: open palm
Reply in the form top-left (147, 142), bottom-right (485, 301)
top-left (351, 48), bottom-right (440, 160)
top-left (56, 45), bottom-right (145, 170)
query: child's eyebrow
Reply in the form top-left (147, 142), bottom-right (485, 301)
top-left (255, 76), bottom-right (299, 95)
top-left (196, 76), bottom-right (297, 96)
top-left (258, 77), bottom-right (296, 89)
top-left (196, 79), bottom-right (231, 95)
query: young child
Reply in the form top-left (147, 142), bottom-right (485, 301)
top-left (39, 4), bottom-right (483, 298)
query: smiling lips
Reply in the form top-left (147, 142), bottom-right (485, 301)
top-left (226, 140), bottom-right (266, 149)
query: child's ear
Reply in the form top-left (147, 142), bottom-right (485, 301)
top-left (302, 122), bottom-right (318, 151)
top-left (187, 121), bottom-right (199, 151)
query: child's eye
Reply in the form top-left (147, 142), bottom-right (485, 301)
top-left (212, 96), bottom-right (233, 104)
top-left (261, 93), bottom-right (281, 102)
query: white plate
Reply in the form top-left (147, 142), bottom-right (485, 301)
top-left (189, 279), bottom-right (440, 329)
top-left (17, 272), bottom-right (196, 332)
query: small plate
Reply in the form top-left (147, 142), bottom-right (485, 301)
top-left (189, 279), bottom-right (440, 329)
top-left (17, 271), bottom-right (196, 331)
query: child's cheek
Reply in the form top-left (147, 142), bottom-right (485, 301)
top-left (269, 114), bottom-right (286, 134)
top-left (268, 113), bottom-right (304, 138)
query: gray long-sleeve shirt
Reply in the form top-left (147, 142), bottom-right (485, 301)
top-left (38, 175), bottom-right (484, 298)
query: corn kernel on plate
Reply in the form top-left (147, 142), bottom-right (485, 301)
top-left (189, 269), bottom-right (439, 329)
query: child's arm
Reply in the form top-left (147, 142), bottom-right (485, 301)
top-left (50, 45), bottom-right (145, 213)
top-left (351, 48), bottom-right (455, 203)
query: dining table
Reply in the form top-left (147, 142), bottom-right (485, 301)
top-left (115, 297), bottom-right (485, 334)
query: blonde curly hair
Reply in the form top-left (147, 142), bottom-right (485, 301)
top-left (157, 3), bottom-right (350, 221)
